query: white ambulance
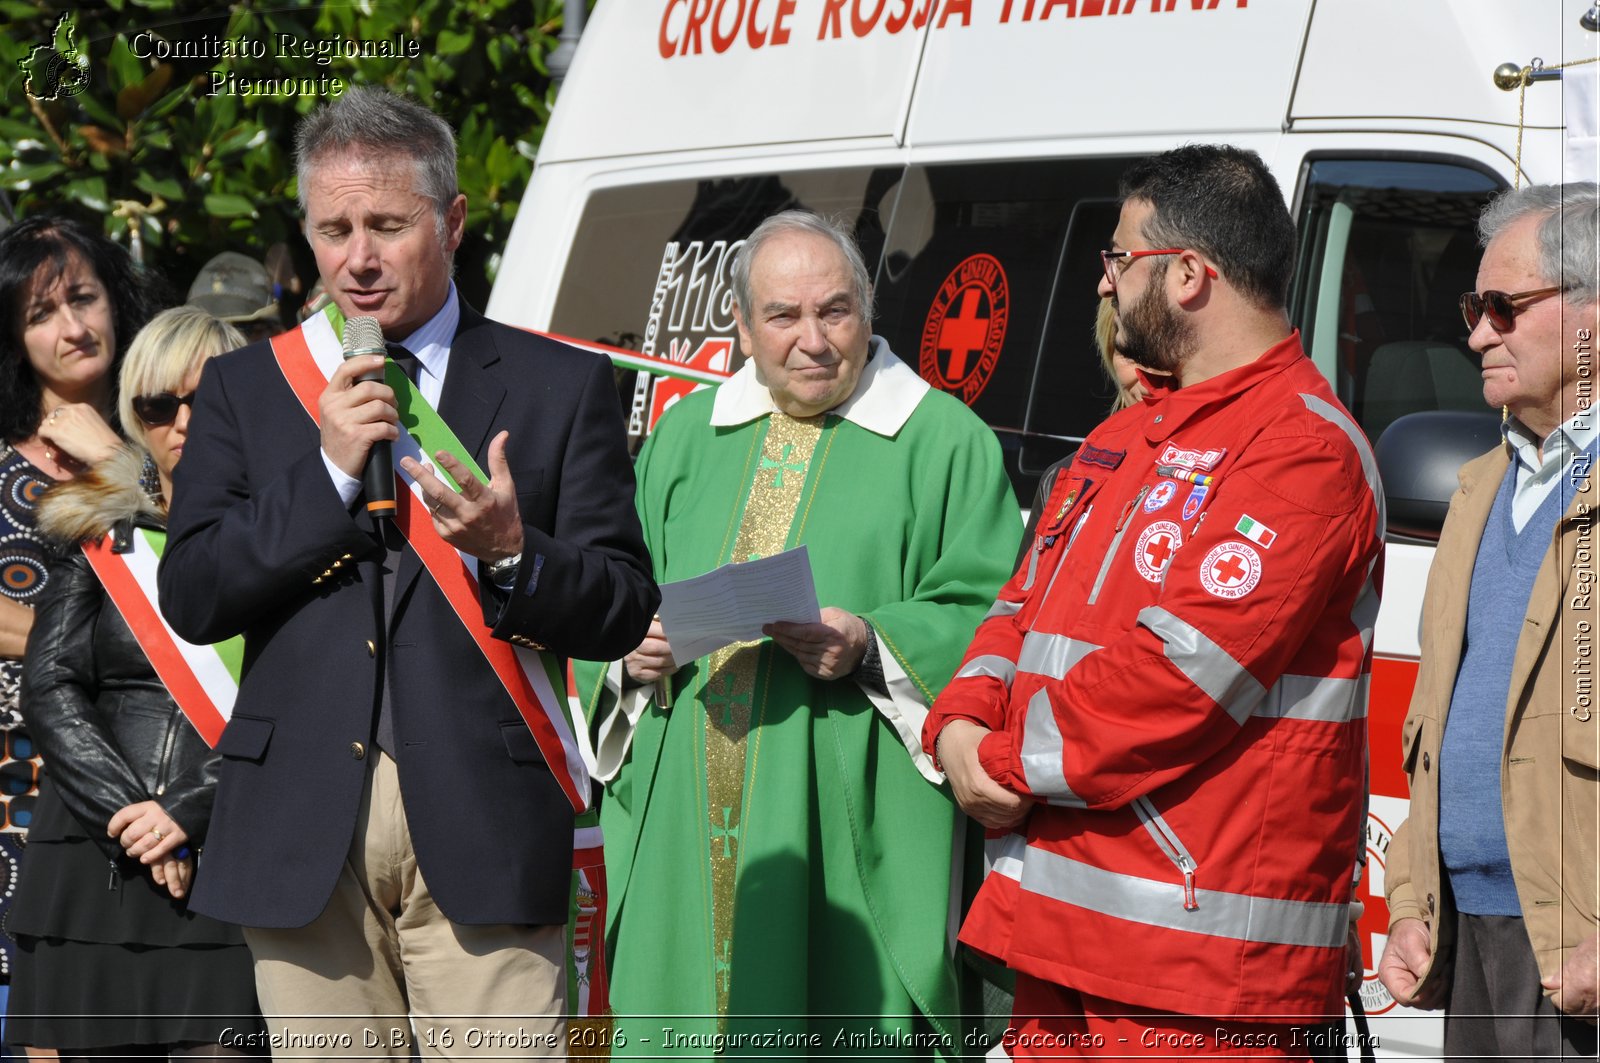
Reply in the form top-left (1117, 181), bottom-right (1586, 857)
top-left (487, 1), bottom-right (1600, 1056)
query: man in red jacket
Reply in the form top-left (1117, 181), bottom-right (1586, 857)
top-left (925, 144), bottom-right (1382, 1058)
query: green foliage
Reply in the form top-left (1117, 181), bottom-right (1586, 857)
top-left (0, 0), bottom-right (575, 307)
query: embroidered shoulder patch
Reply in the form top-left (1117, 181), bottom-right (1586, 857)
top-left (1144, 480), bottom-right (1178, 513)
top-left (1158, 442), bottom-right (1226, 472)
top-left (1234, 515), bottom-right (1277, 549)
top-left (1077, 444), bottom-right (1125, 470)
top-left (1134, 521), bottom-right (1183, 584)
top-left (1199, 541), bottom-right (1262, 599)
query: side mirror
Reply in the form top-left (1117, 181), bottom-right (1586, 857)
top-left (1376, 410), bottom-right (1502, 542)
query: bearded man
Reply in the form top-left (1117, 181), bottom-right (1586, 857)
top-left (927, 144), bottom-right (1383, 1058)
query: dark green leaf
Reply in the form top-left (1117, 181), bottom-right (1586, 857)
top-left (75, 89), bottom-right (121, 130)
top-left (0, 117), bottom-right (45, 141)
top-left (134, 172), bottom-right (183, 200)
top-left (106, 34), bottom-right (144, 91)
top-left (3, 161), bottom-right (67, 186)
top-left (214, 124), bottom-right (265, 156)
top-left (485, 138), bottom-right (512, 183)
top-left (203, 192), bottom-right (257, 218)
top-left (67, 175), bottom-right (109, 210)
top-left (145, 82), bottom-right (190, 120)
top-left (117, 62), bottom-right (173, 121)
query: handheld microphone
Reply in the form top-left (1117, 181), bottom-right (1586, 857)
top-left (341, 316), bottom-right (396, 521)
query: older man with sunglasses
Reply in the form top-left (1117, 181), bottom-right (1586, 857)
top-left (1379, 182), bottom-right (1600, 1056)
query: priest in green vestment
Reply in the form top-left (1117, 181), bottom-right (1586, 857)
top-left (574, 211), bottom-right (1021, 1057)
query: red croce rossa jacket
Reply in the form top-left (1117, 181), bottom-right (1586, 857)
top-left (927, 332), bottom-right (1383, 1020)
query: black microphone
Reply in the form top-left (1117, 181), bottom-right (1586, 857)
top-left (341, 316), bottom-right (396, 521)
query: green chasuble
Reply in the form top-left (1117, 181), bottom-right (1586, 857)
top-left (576, 342), bottom-right (1020, 1057)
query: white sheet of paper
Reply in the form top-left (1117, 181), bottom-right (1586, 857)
top-left (657, 546), bottom-right (823, 662)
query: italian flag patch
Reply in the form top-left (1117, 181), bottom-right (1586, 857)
top-left (1235, 515), bottom-right (1277, 548)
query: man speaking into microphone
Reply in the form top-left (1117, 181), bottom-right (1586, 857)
top-left (157, 87), bottom-right (657, 1055)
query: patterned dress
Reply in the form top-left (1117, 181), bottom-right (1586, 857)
top-left (0, 444), bottom-right (53, 983)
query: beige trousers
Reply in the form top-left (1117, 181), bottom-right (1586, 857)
top-left (242, 754), bottom-right (566, 1060)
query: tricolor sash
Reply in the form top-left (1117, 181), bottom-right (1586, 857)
top-left (569, 814), bottom-right (610, 1037)
top-left (269, 306), bottom-right (595, 813)
top-left (82, 527), bottom-right (241, 747)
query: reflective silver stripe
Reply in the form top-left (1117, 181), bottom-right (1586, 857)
top-left (1300, 392), bottom-right (1387, 535)
top-left (1065, 507), bottom-right (1093, 552)
top-left (1133, 796), bottom-right (1198, 874)
top-left (1254, 672), bottom-right (1368, 723)
top-left (1021, 687), bottom-right (1084, 805)
top-left (1016, 631), bottom-right (1102, 680)
top-left (1019, 846), bottom-right (1347, 948)
top-left (988, 832), bottom-right (1025, 882)
top-left (1021, 543), bottom-right (1042, 591)
top-left (1015, 633), bottom-right (1100, 802)
top-left (1087, 487), bottom-right (1148, 605)
top-left (1138, 606), bottom-right (1265, 725)
top-left (1141, 607), bottom-right (1365, 724)
top-left (985, 597), bottom-right (1023, 620)
top-left (1352, 574), bottom-right (1381, 654)
top-left (956, 655), bottom-right (1017, 686)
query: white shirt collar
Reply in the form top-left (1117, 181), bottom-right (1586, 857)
top-left (393, 282), bottom-right (460, 389)
top-left (708, 336), bottom-right (930, 436)
top-left (1504, 405), bottom-right (1600, 478)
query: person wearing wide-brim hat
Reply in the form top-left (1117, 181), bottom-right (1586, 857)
top-left (185, 252), bottom-right (284, 343)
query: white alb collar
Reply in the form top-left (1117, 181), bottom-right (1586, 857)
top-left (709, 336), bottom-right (930, 437)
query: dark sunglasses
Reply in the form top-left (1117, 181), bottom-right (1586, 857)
top-left (132, 391), bottom-right (196, 427)
top-left (1458, 286), bottom-right (1563, 332)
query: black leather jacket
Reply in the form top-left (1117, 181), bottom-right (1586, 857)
top-left (20, 454), bottom-right (220, 863)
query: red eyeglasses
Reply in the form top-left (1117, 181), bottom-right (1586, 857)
top-left (1100, 248), bottom-right (1220, 288)
top-left (1458, 286), bottom-right (1563, 332)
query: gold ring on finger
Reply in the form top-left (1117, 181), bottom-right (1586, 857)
top-left (150, 828), bottom-right (164, 841)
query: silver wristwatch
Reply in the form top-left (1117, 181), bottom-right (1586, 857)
top-left (488, 552), bottom-right (522, 585)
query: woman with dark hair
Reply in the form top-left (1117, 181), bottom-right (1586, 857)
top-left (0, 214), bottom-right (157, 1007)
top-left (0, 215), bottom-right (156, 465)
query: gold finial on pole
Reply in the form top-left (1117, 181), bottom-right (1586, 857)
top-left (1493, 62), bottom-right (1528, 91)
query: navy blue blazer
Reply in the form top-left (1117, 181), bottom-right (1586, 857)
top-left (158, 304), bottom-right (657, 929)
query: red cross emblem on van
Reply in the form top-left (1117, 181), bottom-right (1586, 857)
top-left (920, 253), bottom-right (1009, 406)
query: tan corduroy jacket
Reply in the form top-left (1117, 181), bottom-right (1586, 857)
top-left (1386, 443), bottom-right (1600, 998)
